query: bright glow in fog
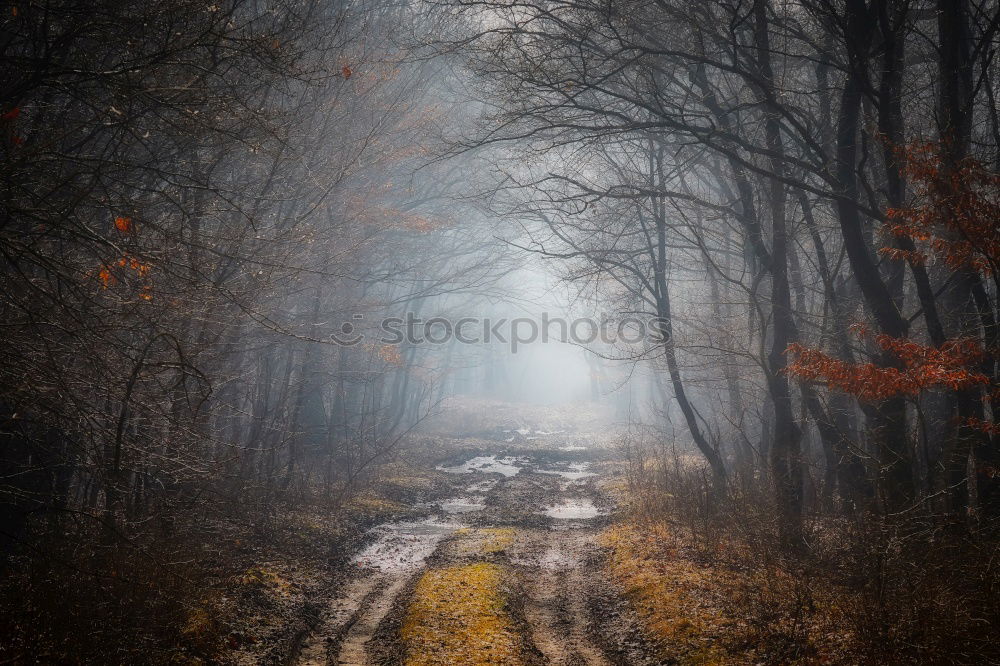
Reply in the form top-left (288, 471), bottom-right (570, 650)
top-left (508, 342), bottom-right (591, 404)
top-left (491, 265), bottom-right (595, 405)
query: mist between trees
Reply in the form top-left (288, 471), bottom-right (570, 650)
top-left (2, 0), bottom-right (1000, 662)
top-left (328, 313), bottom-right (660, 350)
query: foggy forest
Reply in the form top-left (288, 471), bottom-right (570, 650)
top-left (2, 0), bottom-right (1000, 663)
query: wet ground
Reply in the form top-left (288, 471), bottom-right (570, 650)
top-left (290, 428), bottom-right (648, 665)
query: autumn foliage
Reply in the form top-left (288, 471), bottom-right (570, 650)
top-left (788, 143), bottom-right (998, 433)
top-left (787, 334), bottom-right (988, 402)
top-left (95, 253), bottom-right (153, 300)
top-left (879, 142), bottom-right (1000, 274)
top-left (114, 216), bottom-right (133, 233)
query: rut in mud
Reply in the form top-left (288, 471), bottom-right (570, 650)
top-left (513, 530), bottom-right (611, 666)
top-left (296, 520), bottom-right (458, 665)
top-left (292, 434), bottom-right (631, 666)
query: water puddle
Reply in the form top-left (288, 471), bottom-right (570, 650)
top-left (539, 545), bottom-right (579, 569)
top-left (437, 455), bottom-right (524, 477)
top-left (439, 497), bottom-right (486, 514)
top-left (465, 479), bottom-right (498, 493)
top-left (499, 427), bottom-right (568, 439)
top-left (352, 518), bottom-right (459, 572)
top-left (537, 462), bottom-right (597, 481)
top-left (542, 499), bottom-right (604, 520)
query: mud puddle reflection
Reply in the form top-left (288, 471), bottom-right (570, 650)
top-left (537, 462), bottom-right (597, 481)
top-left (543, 499), bottom-right (604, 520)
top-left (352, 519), bottom-right (459, 572)
top-left (436, 455), bottom-right (524, 477)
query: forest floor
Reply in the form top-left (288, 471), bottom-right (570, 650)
top-left (210, 400), bottom-right (855, 665)
top-left (203, 400), bottom-right (663, 665)
top-left (280, 409), bottom-right (663, 666)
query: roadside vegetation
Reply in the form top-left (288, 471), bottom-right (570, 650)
top-left (402, 562), bottom-right (524, 665)
top-left (605, 443), bottom-right (1000, 664)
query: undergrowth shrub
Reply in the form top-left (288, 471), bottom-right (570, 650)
top-left (616, 433), bottom-right (1000, 664)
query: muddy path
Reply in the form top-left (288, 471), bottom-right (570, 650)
top-left (512, 528), bottom-right (611, 666)
top-left (291, 436), bottom-right (643, 666)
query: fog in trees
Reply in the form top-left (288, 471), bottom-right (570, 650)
top-left (2, 0), bottom-right (1000, 663)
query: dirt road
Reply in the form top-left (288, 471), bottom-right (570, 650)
top-left (291, 438), bottom-right (644, 665)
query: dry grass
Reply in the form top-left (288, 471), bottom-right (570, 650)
top-left (342, 492), bottom-right (406, 515)
top-left (602, 523), bottom-right (739, 664)
top-left (402, 562), bottom-right (525, 666)
top-left (602, 521), bottom-right (855, 665)
top-left (449, 527), bottom-right (518, 558)
top-left (612, 439), bottom-right (1000, 664)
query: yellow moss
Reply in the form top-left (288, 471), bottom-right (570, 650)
top-left (240, 566), bottom-right (294, 597)
top-left (601, 524), bottom-right (736, 665)
top-left (402, 562), bottom-right (524, 666)
top-left (449, 527), bottom-right (517, 557)
top-left (478, 528), bottom-right (516, 554)
top-left (344, 493), bottom-right (405, 513)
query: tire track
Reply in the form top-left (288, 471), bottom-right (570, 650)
top-left (519, 529), bottom-right (611, 666)
top-left (297, 447), bottom-right (617, 666)
top-left (334, 575), bottom-right (409, 665)
top-left (295, 575), bottom-right (380, 666)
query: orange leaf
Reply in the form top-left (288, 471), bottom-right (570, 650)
top-left (114, 216), bottom-right (133, 233)
top-left (98, 266), bottom-right (115, 288)
top-left (342, 65), bottom-right (352, 80)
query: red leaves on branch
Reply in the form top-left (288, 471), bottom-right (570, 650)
top-left (786, 334), bottom-right (989, 402)
top-left (875, 334), bottom-right (984, 368)
top-left (965, 418), bottom-right (1000, 436)
top-left (116, 255), bottom-right (150, 277)
top-left (879, 141), bottom-right (1000, 274)
top-left (98, 266), bottom-right (115, 288)
top-left (94, 254), bottom-right (152, 300)
top-left (114, 216), bottom-right (133, 233)
top-left (879, 246), bottom-right (927, 265)
top-left (794, 142), bottom-right (1000, 434)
